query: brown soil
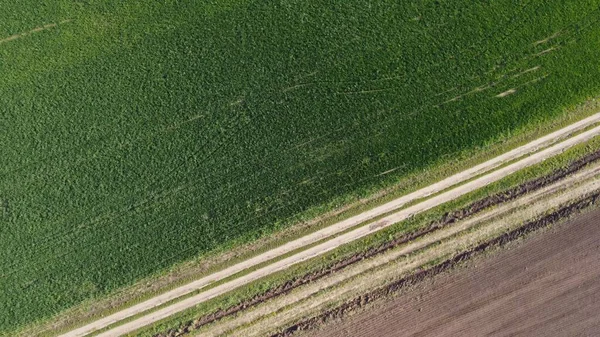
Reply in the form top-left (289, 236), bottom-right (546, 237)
top-left (155, 150), bottom-right (600, 337)
top-left (297, 202), bottom-right (600, 337)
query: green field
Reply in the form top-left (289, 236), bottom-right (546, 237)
top-left (2, 0), bottom-right (600, 333)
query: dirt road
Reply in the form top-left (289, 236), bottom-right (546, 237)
top-left (201, 163), bottom-right (600, 337)
top-left (313, 209), bottom-right (600, 337)
top-left (61, 114), bottom-right (600, 337)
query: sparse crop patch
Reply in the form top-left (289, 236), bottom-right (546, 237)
top-left (2, 0), bottom-right (600, 334)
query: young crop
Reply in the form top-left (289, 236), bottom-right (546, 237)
top-left (1, 0), bottom-right (600, 333)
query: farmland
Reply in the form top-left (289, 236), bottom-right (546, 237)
top-left (2, 0), bottom-right (600, 334)
top-left (312, 208), bottom-right (600, 337)
top-left (141, 142), bottom-right (600, 337)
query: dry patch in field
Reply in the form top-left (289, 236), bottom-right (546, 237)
top-left (441, 82), bottom-right (498, 105)
top-left (512, 65), bottom-right (541, 78)
top-left (534, 32), bottom-right (561, 46)
top-left (375, 166), bottom-right (403, 177)
top-left (434, 86), bottom-right (457, 97)
top-left (496, 88), bottom-right (517, 98)
top-left (165, 114), bottom-right (205, 131)
top-left (282, 83), bottom-right (315, 93)
top-left (336, 88), bottom-right (394, 95)
top-left (0, 19), bottom-right (72, 45)
top-left (535, 46), bottom-right (558, 57)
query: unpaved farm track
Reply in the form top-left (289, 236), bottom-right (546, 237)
top-left (156, 148), bottom-right (600, 337)
top-left (299, 205), bottom-right (600, 337)
top-left (62, 115), bottom-right (600, 337)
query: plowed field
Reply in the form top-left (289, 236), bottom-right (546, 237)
top-left (312, 209), bottom-right (600, 337)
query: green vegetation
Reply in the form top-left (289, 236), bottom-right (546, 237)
top-left (135, 135), bottom-right (600, 337)
top-left (2, 0), bottom-right (600, 333)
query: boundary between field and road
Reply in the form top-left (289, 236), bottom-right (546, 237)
top-left (164, 158), bottom-right (600, 337)
top-left (272, 187), bottom-right (600, 337)
top-left (26, 101), bottom-right (598, 337)
top-left (59, 112), bottom-right (600, 337)
top-left (154, 146), bottom-right (600, 337)
top-left (243, 163), bottom-right (600, 337)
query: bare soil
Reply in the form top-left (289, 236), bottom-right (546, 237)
top-left (309, 207), bottom-right (600, 337)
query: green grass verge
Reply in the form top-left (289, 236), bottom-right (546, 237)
top-left (3, 0), bottom-right (600, 333)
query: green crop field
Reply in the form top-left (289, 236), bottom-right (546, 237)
top-left (2, 0), bottom-right (600, 333)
